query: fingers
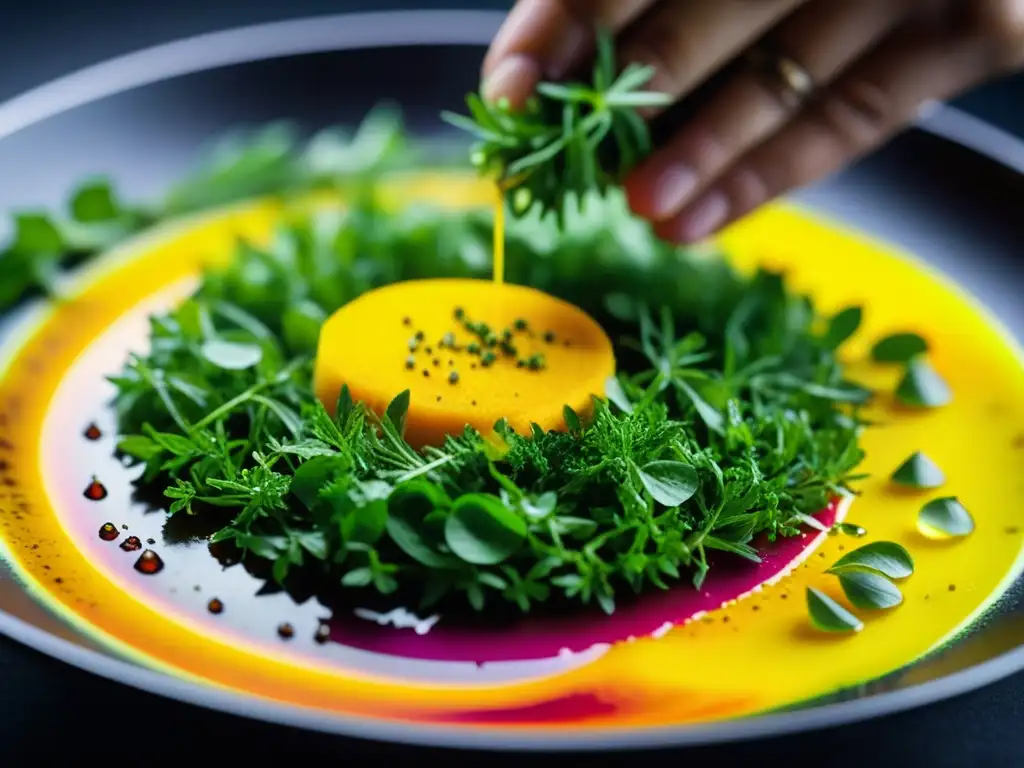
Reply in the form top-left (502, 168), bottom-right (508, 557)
top-left (482, 0), bottom-right (656, 105)
top-left (654, 24), bottom-right (998, 244)
top-left (616, 0), bottom-right (808, 115)
top-left (626, 0), bottom-right (906, 221)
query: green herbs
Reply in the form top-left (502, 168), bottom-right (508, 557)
top-left (837, 571), bottom-right (903, 610)
top-left (871, 332), bottom-right (928, 363)
top-left (827, 541), bottom-right (915, 580)
top-left (0, 107), bottom-right (410, 315)
top-left (918, 497), bottom-right (975, 538)
top-left (106, 166), bottom-right (868, 615)
top-left (895, 359), bottom-right (952, 408)
top-left (442, 29), bottom-right (671, 220)
top-left (891, 451), bottom-right (945, 489)
top-left (810, 540), bottom-right (915, 631)
top-left (807, 587), bottom-right (863, 633)
top-left (868, 329), bottom-right (951, 408)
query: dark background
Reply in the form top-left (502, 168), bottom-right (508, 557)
top-left (1, 2), bottom-right (1023, 765)
top-left (0, 0), bottom-right (1021, 134)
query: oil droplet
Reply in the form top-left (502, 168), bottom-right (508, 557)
top-left (833, 522), bottom-right (867, 537)
top-left (207, 598), bottom-right (224, 615)
top-left (120, 535), bottom-right (142, 552)
top-left (314, 623), bottom-right (331, 645)
top-left (83, 423), bottom-right (102, 441)
top-left (134, 550), bottom-right (164, 575)
top-left (277, 623), bottom-right (295, 640)
top-left (98, 522), bottom-right (119, 541)
top-left (83, 477), bottom-right (108, 501)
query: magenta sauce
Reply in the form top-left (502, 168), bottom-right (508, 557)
top-left (330, 500), bottom-right (840, 663)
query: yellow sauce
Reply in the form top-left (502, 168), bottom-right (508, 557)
top-left (1, 173), bottom-right (1023, 731)
top-left (492, 184), bottom-right (505, 284)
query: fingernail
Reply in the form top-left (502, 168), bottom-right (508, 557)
top-left (483, 55), bottom-right (539, 105)
top-left (675, 192), bottom-right (729, 242)
top-left (648, 165), bottom-right (699, 220)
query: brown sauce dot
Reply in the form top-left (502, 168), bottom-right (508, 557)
top-left (83, 478), bottom-right (108, 502)
top-left (207, 598), bottom-right (224, 614)
top-left (134, 550), bottom-right (164, 575)
top-left (277, 623), bottom-right (295, 640)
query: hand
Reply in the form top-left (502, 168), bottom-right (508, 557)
top-left (482, 0), bottom-right (1024, 243)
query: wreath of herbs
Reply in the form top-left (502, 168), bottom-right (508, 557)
top-left (102, 153), bottom-right (871, 614)
top-left (3, 58), bottom-right (946, 621)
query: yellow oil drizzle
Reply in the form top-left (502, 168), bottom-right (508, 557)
top-left (492, 184), bottom-right (505, 285)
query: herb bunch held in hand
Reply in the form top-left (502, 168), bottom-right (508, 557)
top-left (443, 29), bottom-right (671, 220)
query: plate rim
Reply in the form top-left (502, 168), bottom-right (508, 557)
top-left (1, 7), bottom-right (1024, 752)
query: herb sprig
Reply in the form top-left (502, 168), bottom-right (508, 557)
top-left (110, 176), bottom-right (869, 615)
top-left (0, 105), bottom-right (412, 314)
top-left (442, 29), bottom-right (671, 221)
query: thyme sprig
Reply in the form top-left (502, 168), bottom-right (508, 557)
top-left (442, 30), bottom-right (671, 220)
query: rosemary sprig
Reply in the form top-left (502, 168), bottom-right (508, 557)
top-left (442, 29), bottom-right (671, 220)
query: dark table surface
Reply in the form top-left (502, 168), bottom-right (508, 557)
top-left (1, 2), bottom-right (1023, 765)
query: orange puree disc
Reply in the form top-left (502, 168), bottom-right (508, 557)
top-left (312, 278), bottom-right (615, 447)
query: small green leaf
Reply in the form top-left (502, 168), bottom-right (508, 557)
top-left (386, 481), bottom-right (456, 569)
top-left (12, 213), bottom-right (64, 254)
top-left (895, 359), bottom-right (951, 408)
top-left (871, 332), bottom-right (928, 363)
top-left (290, 456), bottom-right (341, 510)
top-left (116, 435), bottom-right (163, 461)
top-left (827, 541), bottom-right (914, 579)
top-left (918, 497), bottom-right (975, 538)
top-left (70, 179), bottom-right (120, 222)
top-left (201, 339), bottom-right (264, 370)
top-left (142, 426), bottom-right (196, 456)
top-left (806, 587), bottom-right (863, 633)
top-left (891, 451), bottom-right (945, 489)
top-left (342, 568), bottom-right (373, 587)
top-left (604, 376), bottom-right (633, 413)
top-left (386, 390), bottom-right (411, 436)
top-left (562, 404), bottom-right (582, 432)
top-left (636, 460), bottom-right (700, 507)
top-left (445, 494), bottom-right (527, 565)
top-left (838, 570), bottom-right (903, 610)
top-left (824, 306), bottom-right (862, 349)
top-left (342, 502), bottom-right (388, 546)
top-left (336, 384), bottom-right (355, 424)
top-left (282, 300), bottom-right (326, 355)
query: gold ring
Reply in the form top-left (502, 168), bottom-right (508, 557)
top-left (745, 47), bottom-right (815, 108)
